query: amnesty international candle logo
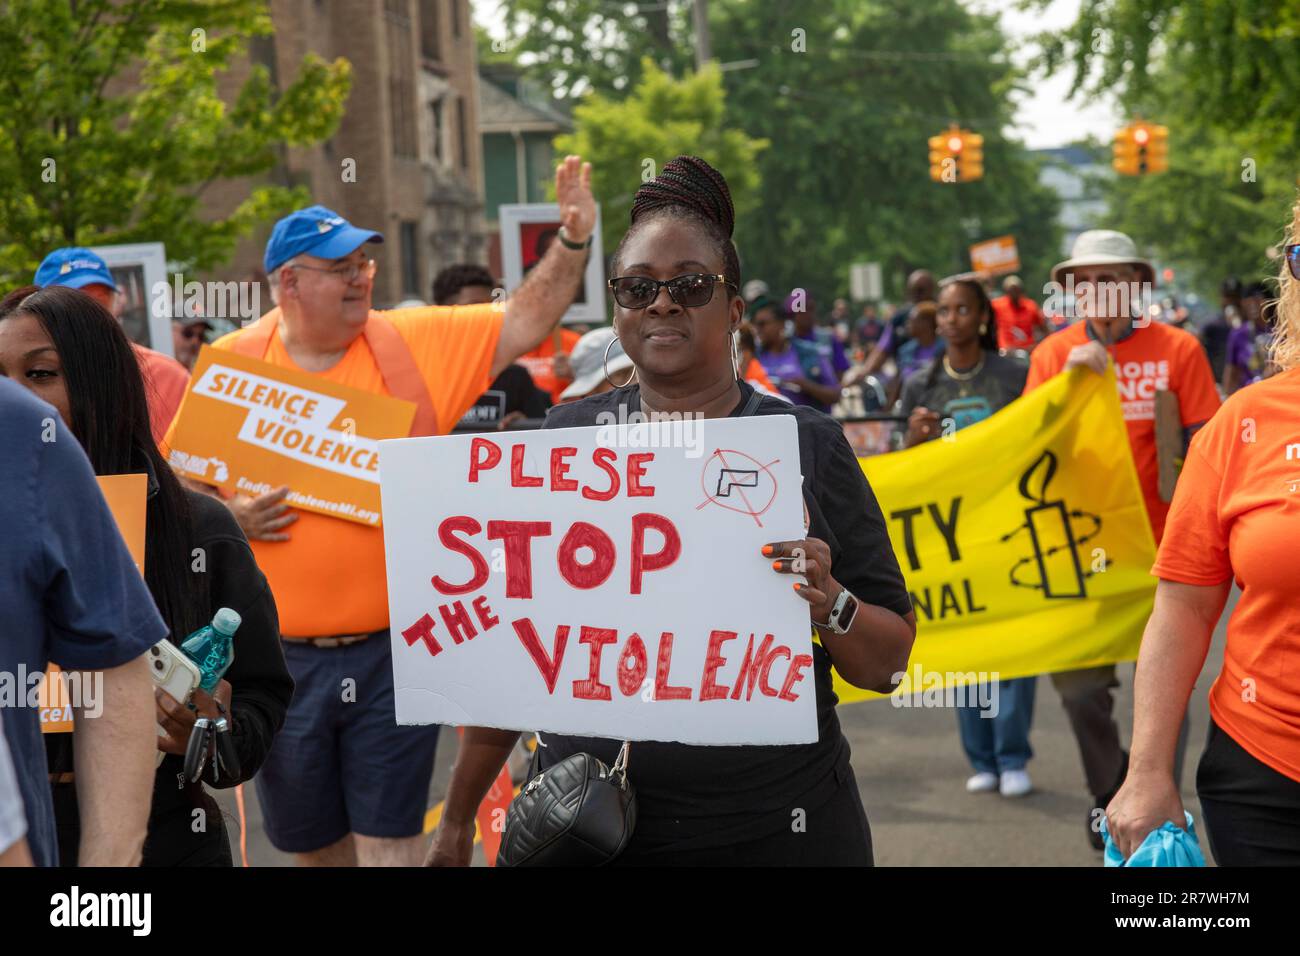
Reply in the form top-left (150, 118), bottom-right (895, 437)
top-left (167, 344), bottom-right (416, 526)
top-left (1001, 450), bottom-right (1107, 599)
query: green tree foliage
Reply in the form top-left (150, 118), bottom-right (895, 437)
top-left (491, 0), bottom-right (1060, 302)
top-left (491, 0), bottom-right (695, 99)
top-left (0, 0), bottom-right (352, 283)
top-left (1033, 0), bottom-right (1300, 287)
top-left (712, 0), bottom-right (1060, 301)
top-left (553, 60), bottom-right (768, 258)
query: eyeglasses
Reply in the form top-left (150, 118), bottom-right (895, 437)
top-left (1287, 244), bottom-right (1300, 280)
top-left (287, 259), bottom-right (377, 283)
top-left (607, 273), bottom-right (735, 310)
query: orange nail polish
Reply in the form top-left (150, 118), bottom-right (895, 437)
top-left (761, 545), bottom-right (773, 556)
top-left (772, 560), bottom-right (781, 571)
top-left (793, 583), bottom-right (803, 592)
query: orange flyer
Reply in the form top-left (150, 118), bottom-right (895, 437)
top-left (41, 474), bottom-right (147, 733)
top-left (167, 344), bottom-right (416, 527)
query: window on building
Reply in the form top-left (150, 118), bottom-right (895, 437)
top-left (456, 95), bottom-right (468, 170)
top-left (420, 0), bottom-right (440, 60)
top-left (400, 221), bottom-right (421, 298)
top-left (430, 97), bottom-right (445, 165)
top-left (386, 1), bottom-right (416, 158)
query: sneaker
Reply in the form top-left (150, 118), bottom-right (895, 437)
top-left (999, 769), bottom-right (1033, 797)
top-left (965, 771), bottom-right (999, 793)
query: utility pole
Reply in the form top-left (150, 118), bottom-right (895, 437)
top-left (692, 0), bottom-right (712, 67)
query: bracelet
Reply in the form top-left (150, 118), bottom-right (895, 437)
top-left (557, 226), bottom-right (592, 250)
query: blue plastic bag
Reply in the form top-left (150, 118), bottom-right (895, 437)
top-left (1101, 811), bottom-right (1207, 867)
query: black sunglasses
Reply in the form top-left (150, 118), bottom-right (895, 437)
top-left (608, 273), bottom-right (736, 310)
top-left (1287, 244), bottom-right (1300, 281)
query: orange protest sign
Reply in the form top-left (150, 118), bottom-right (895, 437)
top-left (41, 474), bottom-right (148, 734)
top-left (167, 344), bottom-right (416, 527)
top-left (969, 235), bottom-right (1020, 275)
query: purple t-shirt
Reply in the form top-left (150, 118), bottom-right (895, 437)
top-left (1226, 323), bottom-right (1272, 386)
top-left (757, 344), bottom-right (837, 410)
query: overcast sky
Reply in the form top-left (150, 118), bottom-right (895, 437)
top-left (471, 0), bottom-right (1118, 150)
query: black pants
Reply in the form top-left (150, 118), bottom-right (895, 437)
top-left (1196, 719), bottom-right (1300, 866)
top-left (53, 776), bottom-right (233, 867)
top-left (613, 773), bottom-right (874, 867)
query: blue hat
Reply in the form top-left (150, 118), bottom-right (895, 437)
top-left (263, 205), bottom-right (383, 273)
top-left (34, 247), bottom-right (118, 291)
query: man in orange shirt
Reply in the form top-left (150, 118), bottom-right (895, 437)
top-left (1024, 230), bottom-right (1221, 849)
top-left (165, 155), bottom-right (597, 866)
top-left (34, 248), bottom-right (189, 446)
top-left (517, 326), bottom-right (581, 402)
top-left (991, 274), bottom-right (1048, 352)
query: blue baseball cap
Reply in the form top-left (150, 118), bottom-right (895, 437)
top-left (34, 247), bottom-right (118, 291)
top-left (263, 205), bottom-right (384, 273)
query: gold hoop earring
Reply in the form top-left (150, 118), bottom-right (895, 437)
top-left (604, 334), bottom-right (636, 389)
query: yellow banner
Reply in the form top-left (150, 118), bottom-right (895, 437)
top-left (838, 366), bottom-right (1156, 703)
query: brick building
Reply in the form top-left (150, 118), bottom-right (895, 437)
top-left (204, 0), bottom-right (483, 309)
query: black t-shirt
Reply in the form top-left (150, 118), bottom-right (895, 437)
top-left (535, 381), bottom-right (911, 852)
top-left (898, 351), bottom-right (1027, 431)
top-left (459, 363), bottom-right (550, 427)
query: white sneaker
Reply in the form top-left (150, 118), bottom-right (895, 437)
top-left (999, 769), bottom-right (1033, 797)
top-left (965, 772), bottom-right (999, 793)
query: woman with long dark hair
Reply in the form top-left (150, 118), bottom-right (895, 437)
top-left (427, 157), bottom-right (916, 866)
top-left (897, 276), bottom-right (1037, 798)
top-left (0, 285), bottom-right (291, 866)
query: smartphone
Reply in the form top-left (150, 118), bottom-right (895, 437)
top-left (147, 641), bottom-right (202, 768)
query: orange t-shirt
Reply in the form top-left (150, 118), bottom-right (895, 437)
top-left (164, 304), bottom-right (503, 638)
top-left (1151, 366), bottom-right (1300, 783)
top-left (516, 328), bottom-right (581, 403)
top-left (133, 343), bottom-right (190, 447)
top-left (744, 356), bottom-right (776, 393)
top-left (991, 295), bottom-right (1046, 351)
top-left (1024, 321), bottom-right (1221, 541)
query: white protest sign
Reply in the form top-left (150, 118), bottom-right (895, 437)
top-left (380, 415), bottom-right (818, 745)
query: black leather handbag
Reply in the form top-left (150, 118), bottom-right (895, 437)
top-left (497, 741), bottom-right (635, 866)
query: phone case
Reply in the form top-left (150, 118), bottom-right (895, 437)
top-left (147, 641), bottom-right (202, 768)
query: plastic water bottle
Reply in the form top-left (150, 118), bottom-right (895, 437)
top-left (181, 608), bottom-right (241, 693)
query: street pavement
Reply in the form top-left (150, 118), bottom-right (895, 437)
top-left (213, 593), bottom-right (1232, 866)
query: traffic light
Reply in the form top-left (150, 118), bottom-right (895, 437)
top-left (929, 126), bottom-right (983, 182)
top-left (929, 132), bottom-right (951, 182)
top-left (1113, 121), bottom-right (1169, 175)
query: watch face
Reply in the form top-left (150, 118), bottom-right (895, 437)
top-left (837, 593), bottom-right (859, 632)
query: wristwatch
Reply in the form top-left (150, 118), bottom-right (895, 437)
top-left (557, 226), bottom-right (592, 250)
top-left (816, 587), bottom-right (859, 635)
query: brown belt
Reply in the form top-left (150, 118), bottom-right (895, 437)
top-left (286, 632), bottom-right (374, 648)
top-left (49, 772), bottom-right (75, 785)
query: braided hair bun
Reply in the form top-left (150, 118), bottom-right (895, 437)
top-left (616, 155), bottom-right (741, 289)
top-left (630, 155), bottom-right (735, 238)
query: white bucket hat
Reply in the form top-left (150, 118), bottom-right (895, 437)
top-left (559, 326), bottom-right (635, 400)
top-left (1050, 230), bottom-right (1155, 287)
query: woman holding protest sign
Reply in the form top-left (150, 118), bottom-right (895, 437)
top-left (427, 156), bottom-right (915, 867)
top-left (898, 277), bottom-right (1037, 799)
top-left (0, 285), bottom-right (292, 866)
